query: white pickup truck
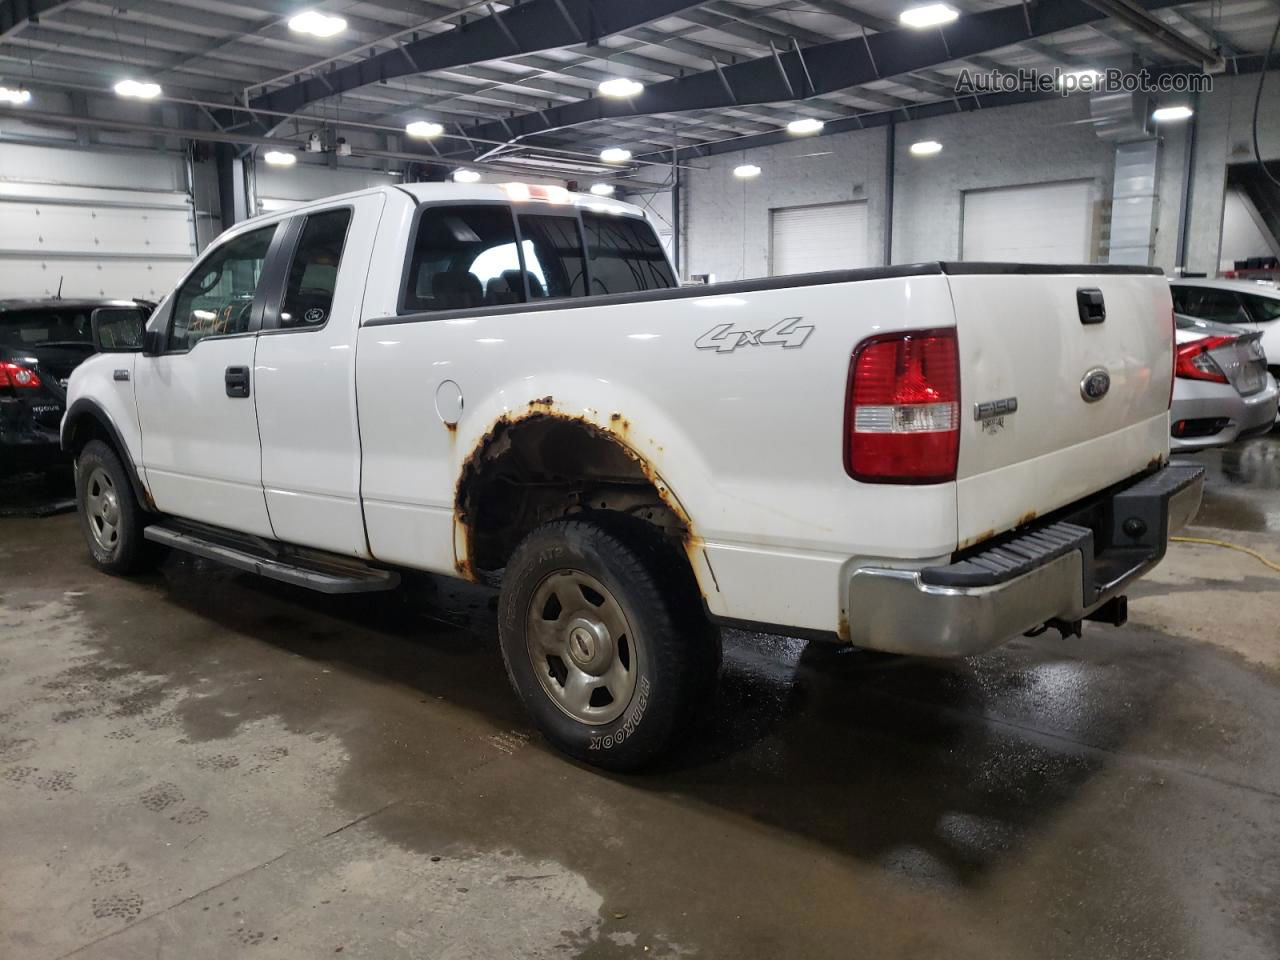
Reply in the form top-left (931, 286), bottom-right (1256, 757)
top-left (63, 182), bottom-right (1203, 769)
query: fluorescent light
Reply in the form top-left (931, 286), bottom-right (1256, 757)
top-left (288, 10), bottom-right (347, 38)
top-left (263, 150), bottom-right (296, 166)
top-left (1152, 105), bottom-right (1194, 122)
top-left (899, 4), bottom-right (958, 29)
top-left (786, 117), bottom-right (824, 135)
top-left (589, 183), bottom-right (615, 196)
top-left (452, 169), bottom-right (481, 183)
top-left (114, 78), bottom-right (162, 100)
top-left (405, 120), bottom-right (444, 139)
top-left (733, 164), bottom-right (761, 178)
top-left (600, 147), bottom-right (632, 164)
top-left (909, 139), bottom-right (943, 156)
top-left (1057, 68), bottom-right (1102, 89)
top-left (0, 85), bottom-right (31, 105)
top-left (598, 77), bottom-right (644, 98)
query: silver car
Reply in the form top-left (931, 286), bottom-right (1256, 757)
top-left (1172, 314), bottom-right (1278, 451)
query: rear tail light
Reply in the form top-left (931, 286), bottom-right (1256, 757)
top-left (845, 328), bottom-right (960, 484)
top-left (0, 362), bottom-right (42, 389)
top-left (1175, 336), bottom-right (1233, 384)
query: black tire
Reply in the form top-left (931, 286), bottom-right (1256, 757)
top-left (498, 516), bottom-right (720, 771)
top-left (74, 439), bottom-right (164, 575)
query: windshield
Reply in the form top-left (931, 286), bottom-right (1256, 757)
top-left (0, 309), bottom-right (94, 347)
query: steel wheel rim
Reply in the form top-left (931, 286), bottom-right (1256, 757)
top-left (85, 466), bottom-right (121, 554)
top-left (525, 569), bottom-right (639, 726)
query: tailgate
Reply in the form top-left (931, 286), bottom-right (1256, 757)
top-left (946, 266), bottom-right (1173, 549)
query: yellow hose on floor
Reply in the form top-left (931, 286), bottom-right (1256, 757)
top-left (1170, 536), bottom-right (1280, 575)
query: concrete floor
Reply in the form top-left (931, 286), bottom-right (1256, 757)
top-left (2, 439), bottom-right (1279, 960)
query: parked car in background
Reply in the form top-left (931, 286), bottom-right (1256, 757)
top-left (1171, 313), bottom-right (1278, 451)
top-left (1170, 278), bottom-right (1280, 379)
top-left (1, 299), bottom-right (150, 479)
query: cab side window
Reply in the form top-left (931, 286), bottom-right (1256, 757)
top-left (280, 209), bottom-right (352, 329)
top-left (168, 225), bottom-right (277, 351)
top-left (402, 205), bottom-right (524, 312)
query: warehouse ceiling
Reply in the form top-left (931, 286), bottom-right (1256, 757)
top-left (1, 0), bottom-right (1278, 179)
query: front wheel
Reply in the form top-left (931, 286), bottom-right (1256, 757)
top-left (497, 518), bottom-right (719, 771)
top-left (75, 439), bottom-right (164, 575)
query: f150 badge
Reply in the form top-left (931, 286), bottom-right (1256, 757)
top-left (695, 316), bottom-right (814, 353)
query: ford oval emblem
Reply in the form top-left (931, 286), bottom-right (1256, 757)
top-left (1080, 367), bottom-right (1111, 403)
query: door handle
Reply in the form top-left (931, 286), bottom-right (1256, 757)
top-left (225, 365), bottom-right (251, 398)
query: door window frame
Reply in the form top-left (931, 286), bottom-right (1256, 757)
top-left (159, 220), bottom-right (295, 355)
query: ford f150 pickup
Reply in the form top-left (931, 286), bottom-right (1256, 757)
top-left (62, 182), bottom-right (1204, 769)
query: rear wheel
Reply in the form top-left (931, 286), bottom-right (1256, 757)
top-left (497, 517), bottom-right (719, 771)
top-left (75, 439), bottom-right (164, 575)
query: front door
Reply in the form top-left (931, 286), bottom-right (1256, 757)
top-left (133, 222), bottom-right (284, 536)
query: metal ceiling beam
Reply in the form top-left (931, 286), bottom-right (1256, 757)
top-left (250, 0), bottom-right (710, 117)
top-left (1081, 0), bottom-right (1223, 67)
top-left (636, 52), bottom-right (1280, 164)
top-left (0, 0), bottom-right (75, 40)
top-left (453, 0), bottom-right (1191, 150)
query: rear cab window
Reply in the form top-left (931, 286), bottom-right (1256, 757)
top-left (583, 212), bottom-right (675, 295)
top-left (399, 202), bottom-right (674, 314)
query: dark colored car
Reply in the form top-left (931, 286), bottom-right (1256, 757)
top-left (1, 299), bottom-right (149, 479)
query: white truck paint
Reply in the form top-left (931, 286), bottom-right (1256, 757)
top-left (64, 182), bottom-right (1203, 765)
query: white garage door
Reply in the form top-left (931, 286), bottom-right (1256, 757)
top-left (770, 201), bottom-right (869, 276)
top-left (0, 143), bottom-right (195, 300)
top-left (961, 180), bottom-right (1096, 263)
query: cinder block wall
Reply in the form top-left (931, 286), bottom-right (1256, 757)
top-left (684, 71), bottom-right (1280, 280)
top-left (683, 126), bottom-right (888, 282)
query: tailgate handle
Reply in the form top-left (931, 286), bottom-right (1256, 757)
top-left (1077, 288), bottom-right (1106, 325)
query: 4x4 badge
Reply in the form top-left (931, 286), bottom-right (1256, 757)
top-left (695, 316), bottom-right (814, 353)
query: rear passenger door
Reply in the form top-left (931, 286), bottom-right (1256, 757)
top-left (254, 194), bottom-right (385, 557)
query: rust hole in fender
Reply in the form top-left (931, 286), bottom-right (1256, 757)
top-left (453, 409), bottom-right (697, 586)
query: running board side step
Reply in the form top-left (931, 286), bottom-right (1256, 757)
top-left (143, 525), bottom-right (400, 594)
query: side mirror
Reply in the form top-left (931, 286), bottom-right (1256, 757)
top-left (142, 329), bottom-right (165, 357)
top-left (90, 307), bottom-right (147, 353)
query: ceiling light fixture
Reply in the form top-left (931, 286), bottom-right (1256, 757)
top-left (733, 164), bottom-right (761, 178)
top-left (288, 10), bottom-right (348, 38)
top-left (453, 169), bottom-right (481, 183)
top-left (909, 139), bottom-right (943, 156)
top-left (600, 147), bottom-right (632, 164)
top-left (263, 150), bottom-right (297, 166)
top-left (899, 4), bottom-right (958, 29)
top-left (1057, 68), bottom-right (1103, 89)
top-left (114, 78), bottom-right (162, 100)
top-left (598, 77), bottom-right (644, 98)
top-left (0, 85), bottom-right (32, 105)
top-left (786, 117), bottom-right (825, 135)
top-left (1152, 105), bottom-right (1194, 122)
top-left (589, 183), bottom-right (615, 196)
top-left (405, 120), bottom-right (444, 139)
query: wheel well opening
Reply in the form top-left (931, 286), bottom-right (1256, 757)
top-left (457, 414), bottom-right (690, 576)
top-left (65, 413), bottom-right (113, 458)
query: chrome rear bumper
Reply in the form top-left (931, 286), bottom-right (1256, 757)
top-left (845, 463), bottom-right (1204, 657)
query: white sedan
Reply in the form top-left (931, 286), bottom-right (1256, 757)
top-left (1172, 313), bottom-right (1278, 451)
